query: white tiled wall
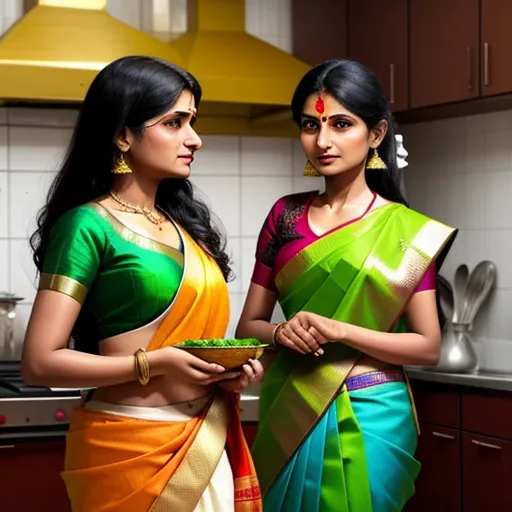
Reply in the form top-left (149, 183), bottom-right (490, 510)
top-left (0, 0), bottom-right (304, 349)
top-left (402, 112), bottom-right (512, 371)
top-left (0, 0), bottom-right (22, 35)
top-left (0, 109), bottom-right (76, 352)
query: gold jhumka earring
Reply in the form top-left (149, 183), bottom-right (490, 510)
top-left (366, 148), bottom-right (387, 170)
top-left (111, 153), bottom-right (132, 175)
top-left (303, 160), bottom-right (321, 177)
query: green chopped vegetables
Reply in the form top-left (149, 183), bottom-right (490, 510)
top-left (177, 338), bottom-right (263, 348)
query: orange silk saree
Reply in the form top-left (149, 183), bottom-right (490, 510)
top-left (62, 227), bottom-right (262, 511)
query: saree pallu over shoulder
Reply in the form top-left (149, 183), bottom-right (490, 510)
top-left (63, 228), bottom-right (262, 512)
top-left (147, 227), bottom-right (230, 350)
top-left (253, 204), bottom-right (457, 497)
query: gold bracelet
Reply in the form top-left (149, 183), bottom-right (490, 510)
top-left (272, 322), bottom-right (286, 345)
top-left (134, 348), bottom-right (150, 385)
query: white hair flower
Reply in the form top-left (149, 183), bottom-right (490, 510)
top-left (395, 134), bottom-right (408, 169)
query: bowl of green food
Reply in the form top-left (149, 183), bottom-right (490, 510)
top-left (174, 338), bottom-right (268, 370)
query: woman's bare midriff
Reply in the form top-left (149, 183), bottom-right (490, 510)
top-left (93, 374), bottom-right (214, 407)
top-left (90, 323), bottom-right (216, 407)
top-left (350, 354), bottom-right (399, 377)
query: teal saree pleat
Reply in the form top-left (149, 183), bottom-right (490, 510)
top-left (303, 420), bottom-right (326, 512)
top-left (350, 382), bottom-right (420, 511)
top-left (265, 390), bottom-right (375, 512)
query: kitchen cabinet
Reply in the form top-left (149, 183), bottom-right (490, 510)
top-left (291, 0), bottom-right (347, 66)
top-left (0, 439), bottom-right (70, 511)
top-left (405, 381), bottom-right (462, 511)
top-left (411, 380), bottom-right (460, 428)
top-left (404, 379), bottom-right (512, 511)
top-left (461, 388), bottom-right (512, 439)
top-left (462, 433), bottom-right (512, 512)
top-left (410, 0), bottom-right (480, 108)
top-left (409, 423), bottom-right (461, 512)
top-left (481, 0), bottom-right (512, 96)
top-left (347, 0), bottom-right (408, 112)
top-left (292, 0), bottom-right (512, 122)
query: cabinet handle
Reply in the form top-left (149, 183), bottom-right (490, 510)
top-left (389, 63), bottom-right (395, 104)
top-left (432, 431), bottom-right (456, 440)
top-left (0, 444), bottom-right (15, 449)
top-left (472, 439), bottom-right (501, 450)
top-left (466, 47), bottom-right (473, 90)
top-left (484, 42), bottom-right (490, 86)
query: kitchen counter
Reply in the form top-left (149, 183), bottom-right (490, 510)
top-left (406, 367), bottom-right (512, 392)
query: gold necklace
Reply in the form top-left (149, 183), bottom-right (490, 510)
top-left (109, 191), bottom-right (165, 230)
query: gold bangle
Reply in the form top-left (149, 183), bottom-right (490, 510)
top-left (272, 322), bottom-right (286, 345)
top-left (134, 348), bottom-right (150, 385)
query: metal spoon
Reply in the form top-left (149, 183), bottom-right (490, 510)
top-left (461, 261), bottom-right (496, 325)
top-left (453, 264), bottom-right (468, 323)
top-left (438, 274), bottom-right (454, 322)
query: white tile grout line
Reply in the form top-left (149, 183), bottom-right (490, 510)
top-left (6, 113), bottom-right (11, 294)
top-left (237, 135), bottom-right (243, 282)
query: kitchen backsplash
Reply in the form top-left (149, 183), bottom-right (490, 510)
top-left (402, 112), bottom-right (512, 371)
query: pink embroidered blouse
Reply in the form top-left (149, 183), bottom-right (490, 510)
top-left (251, 192), bottom-right (437, 293)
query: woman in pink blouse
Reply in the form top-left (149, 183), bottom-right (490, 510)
top-left (236, 60), bottom-right (457, 512)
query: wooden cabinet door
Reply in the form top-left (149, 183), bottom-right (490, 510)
top-left (410, 0), bottom-right (479, 108)
top-left (462, 433), bottom-right (512, 511)
top-left (291, 0), bottom-right (347, 66)
top-left (242, 422), bottom-right (258, 448)
top-left (462, 388), bottom-right (512, 439)
top-left (481, 0), bottom-right (512, 96)
top-left (411, 380), bottom-right (460, 428)
top-left (0, 440), bottom-right (70, 511)
top-left (404, 423), bottom-right (461, 512)
top-left (347, 0), bottom-right (408, 112)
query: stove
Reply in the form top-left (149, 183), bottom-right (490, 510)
top-left (0, 361), bottom-right (82, 441)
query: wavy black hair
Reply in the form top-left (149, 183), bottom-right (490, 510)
top-left (291, 59), bottom-right (408, 205)
top-left (30, 56), bottom-right (231, 281)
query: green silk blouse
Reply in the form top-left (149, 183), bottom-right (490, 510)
top-left (38, 203), bottom-right (184, 341)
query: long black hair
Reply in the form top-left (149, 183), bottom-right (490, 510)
top-left (291, 59), bottom-right (408, 205)
top-left (30, 56), bottom-right (231, 280)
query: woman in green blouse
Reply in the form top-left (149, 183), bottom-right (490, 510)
top-left (21, 56), bottom-right (263, 512)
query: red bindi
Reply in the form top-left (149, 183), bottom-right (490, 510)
top-left (315, 97), bottom-right (325, 115)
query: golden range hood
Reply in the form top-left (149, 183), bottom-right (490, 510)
top-left (0, 0), bottom-right (310, 136)
top-left (169, 0), bottom-right (311, 135)
top-left (0, 1), bottom-right (185, 103)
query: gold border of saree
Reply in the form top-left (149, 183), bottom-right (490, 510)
top-left (151, 393), bottom-right (229, 511)
top-left (39, 272), bottom-right (88, 304)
